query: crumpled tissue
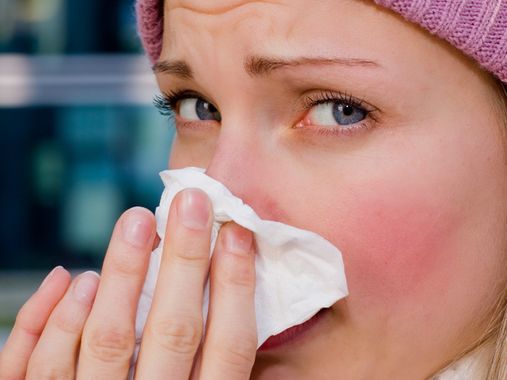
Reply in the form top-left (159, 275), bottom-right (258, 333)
top-left (130, 167), bottom-right (348, 373)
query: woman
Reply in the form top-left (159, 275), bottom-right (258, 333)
top-left (1, 0), bottom-right (506, 379)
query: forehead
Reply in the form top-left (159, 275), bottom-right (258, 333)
top-left (163, 0), bottom-right (407, 59)
top-left (160, 0), bottom-right (477, 98)
top-left (166, 0), bottom-right (293, 14)
top-left (164, 0), bottom-right (304, 50)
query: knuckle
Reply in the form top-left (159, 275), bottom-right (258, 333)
top-left (172, 249), bottom-right (209, 267)
top-left (52, 311), bottom-right (83, 335)
top-left (15, 305), bottom-right (40, 337)
top-left (148, 316), bottom-right (202, 355)
top-left (215, 335), bottom-right (256, 374)
top-left (217, 259), bottom-right (255, 291)
top-left (109, 252), bottom-right (143, 277)
top-left (83, 326), bottom-right (134, 363)
top-left (28, 365), bottom-right (72, 380)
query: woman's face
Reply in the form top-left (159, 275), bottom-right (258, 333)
top-left (156, 0), bottom-right (507, 378)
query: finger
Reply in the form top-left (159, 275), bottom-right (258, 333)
top-left (78, 207), bottom-right (156, 380)
top-left (135, 188), bottom-right (212, 379)
top-left (26, 271), bottom-right (100, 380)
top-left (0, 267), bottom-right (71, 380)
top-left (200, 222), bottom-right (257, 380)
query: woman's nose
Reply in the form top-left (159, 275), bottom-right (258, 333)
top-left (205, 125), bottom-right (260, 196)
top-left (204, 125), bottom-right (289, 222)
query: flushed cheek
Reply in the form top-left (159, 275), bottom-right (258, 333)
top-left (323, 187), bottom-right (463, 307)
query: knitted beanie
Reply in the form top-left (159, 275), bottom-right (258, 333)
top-left (136, 0), bottom-right (507, 83)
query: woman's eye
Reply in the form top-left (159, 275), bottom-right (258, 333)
top-left (178, 98), bottom-right (221, 122)
top-left (308, 101), bottom-right (367, 127)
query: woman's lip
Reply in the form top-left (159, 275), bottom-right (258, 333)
top-left (257, 308), bottom-right (329, 351)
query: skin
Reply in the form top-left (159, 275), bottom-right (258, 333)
top-left (1, 1), bottom-right (506, 379)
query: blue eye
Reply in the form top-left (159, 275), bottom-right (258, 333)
top-left (333, 102), bottom-right (367, 125)
top-left (309, 101), bottom-right (367, 127)
top-left (153, 92), bottom-right (222, 123)
top-left (179, 98), bottom-right (221, 121)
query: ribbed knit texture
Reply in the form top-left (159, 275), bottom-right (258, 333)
top-left (135, 0), bottom-right (506, 86)
top-left (136, 0), bottom-right (163, 64)
top-left (373, 0), bottom-right (507, 82)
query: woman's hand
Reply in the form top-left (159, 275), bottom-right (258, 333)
top-left (0, 188), bottom-right (257, 380)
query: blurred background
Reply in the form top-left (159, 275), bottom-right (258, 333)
top-left (0, 0), bottom-right (174, 347)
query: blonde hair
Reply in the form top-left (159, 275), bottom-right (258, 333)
top-left (486, 298), bottom-right (507, 379)
top-left (468, 78), bottom-right (507, 380)
top-left (485, 79), bottom-right (507, 380)
top-left (429, 78), bottom-right (507, 380)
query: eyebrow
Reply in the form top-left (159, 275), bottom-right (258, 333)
top-left (152, 55), bottom-right (381, 79)
top-left (152, 60), bottom-right (193, 79)
top-left (244, 55), bottom-right (381, 77)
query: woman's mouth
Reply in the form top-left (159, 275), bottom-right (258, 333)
top-left (257, 308), bottom-right (330, 351)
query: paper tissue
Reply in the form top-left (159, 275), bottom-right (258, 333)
top-left (130, 167), bottom-right (348, 373)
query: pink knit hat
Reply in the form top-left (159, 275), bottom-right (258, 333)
top-left (136, 0), bottom-right (507, 83)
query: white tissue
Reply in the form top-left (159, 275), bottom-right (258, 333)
top-left (130, 167), bottom-right (348, 372)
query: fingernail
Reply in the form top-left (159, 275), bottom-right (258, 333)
top-left (177, 189), bottom-right (210, 230)
top-left (122, 207), bottom-right (153, 248)
top-left (73, 271), bottom-right (100, 304)
top-left (224, 225), bottom-right (252, 255)
top-left (39, 266), bottom-right (63, 290)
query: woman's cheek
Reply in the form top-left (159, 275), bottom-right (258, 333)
top-left (323, 186), bottom-right (463, 307)
top-left (169, 136), bottom-right (215, 169)
top-left (170, 135), bottom-right (465, 306)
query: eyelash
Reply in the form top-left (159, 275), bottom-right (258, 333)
top-left (153, 90), bottom-right (183, 123)
top-left (153, 89), bottom-right (379, 136)
top-left (299, 90), bottom-right (378, 136)
top-left (153, 89), bottom-right (202, 116)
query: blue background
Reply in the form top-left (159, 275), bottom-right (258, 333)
top-left (0, 0), bottom-right (173, 341)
